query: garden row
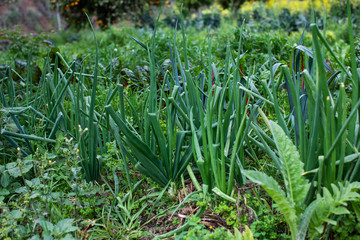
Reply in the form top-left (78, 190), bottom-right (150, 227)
top-left (1, 1), bottom-right (360, 239)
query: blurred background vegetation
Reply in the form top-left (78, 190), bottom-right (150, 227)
top-left (1, 0), bottom-right (360, 32)
top-left (1, 0), bottom-right (359, 74)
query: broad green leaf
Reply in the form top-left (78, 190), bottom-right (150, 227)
top-left (28, 235), bottom-right (42, 240)
top-left (269, 120), bottom-right (310, 212)
top-left (25, 179), bottom-right (33, 187)
top-left (244, 170), bottom-right (297, 235)
top-left (234, 228), bottom-right (242, 239)
top-left (15, 186), bottom-right (27, 194)
top-left (10, 209), bottom-right (23, 219)
top-left (332, 206), bottom-right (350, 215)
top-left (7, 167), bottom-right (21, 178)
top-left (242, 225), bottom-right (255, 240)
top-left (6, 162), bottom-right (20, 177)
top-left (309, 182), bottom-right (360, 238)
top-left (296, 199), bottom-right (321, 240)
top-left (54, 218), bottom-right (78, 235)
top-left (332, 182), bottom-right (360, 204)
top-left (31, 178), bottom-right (41, 186)
top-left (234, 226), bottom-right (254, 240)
top-left (1, 172), bottom-right (9, 188)
top-left (60, 234), bottom-right (76, 240)
top-left (43, 235), bottom-right (54, 240)
top-left (21, 160), bottom-right (33, 174)
top-left (0, 188), bottom-right (10, 196)
top-left (39, 218), bottom-right (54, 233)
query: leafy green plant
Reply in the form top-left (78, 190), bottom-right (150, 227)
top-left (105, 16), bottom-right (197, 187)
top-left (0, 154), bottom-right (33, 202)
top-left (89, 177), bottom-right (147, 239)
top-left (31, 218), bottom-right (78, 240)
top-left (250, 214), bottom-right (290, 240)
top-left (76, 14), bottom-right (103, 182)
top-left (244, 120), bottom-right (360, 240)
top-left (175, 219), bottom-right (254, 240)
top-left (330, 206), bottom-right (360, 239)
top-left (2, 1), bottom-right (360, 239)
top-left (214, 202), bottom-right (240, 227)
top-left (0, 133), bottom-right (114, 239)
top-left (183, 24), bottom-right (259, 198)
top-left (0, 27), bottom-right (50, 62)
top-left (0, 142), bottom-right (78, 239)
top-left (0, 14), bottom-right (121, 181)
top-left (249, 1), bottom-right (360, 205)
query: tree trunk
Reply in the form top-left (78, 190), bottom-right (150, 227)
top-left (56, 2), bottom-right (62, 31)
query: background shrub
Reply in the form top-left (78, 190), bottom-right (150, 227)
top-left (0, 5), bottom-right (21, 28)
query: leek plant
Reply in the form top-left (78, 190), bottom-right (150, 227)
top-left (105, 14), bottom-right (258, 195)
top-left (174, 21), bottom-right (258, 196)
top-left (249, 0), bottom-right (360, 202)
top-left (187, 40), bottom-right (256, 195)
top-left (0, 57), bottom-right (67, 156)
top-left (105, 28), bottom-right (194, 186)
top-left (0, 15), bottom-right (117, 182)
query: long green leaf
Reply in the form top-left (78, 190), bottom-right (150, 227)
top-left (244, 170), bottom-right (298, 237)
top-left (270, 120), bottom-right (310, 211)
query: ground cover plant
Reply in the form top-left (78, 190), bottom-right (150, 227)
top-left (1, 0), bottom-right (360, 239)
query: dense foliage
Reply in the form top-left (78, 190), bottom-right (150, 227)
top-left (1, 0), bottom-right (360, 239)
top-left (51, 0), bottom-right (148, 28)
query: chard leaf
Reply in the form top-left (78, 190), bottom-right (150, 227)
top-left (269, 120), bottom-right (310, 213)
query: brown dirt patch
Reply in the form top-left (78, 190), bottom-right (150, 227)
top-left (138, 180), bottom-right (259, 239)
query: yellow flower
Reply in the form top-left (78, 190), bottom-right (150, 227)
top-left (202, 9), bottom-right (211, 14)
top-left (221, 9), bottom-right (230, 18)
